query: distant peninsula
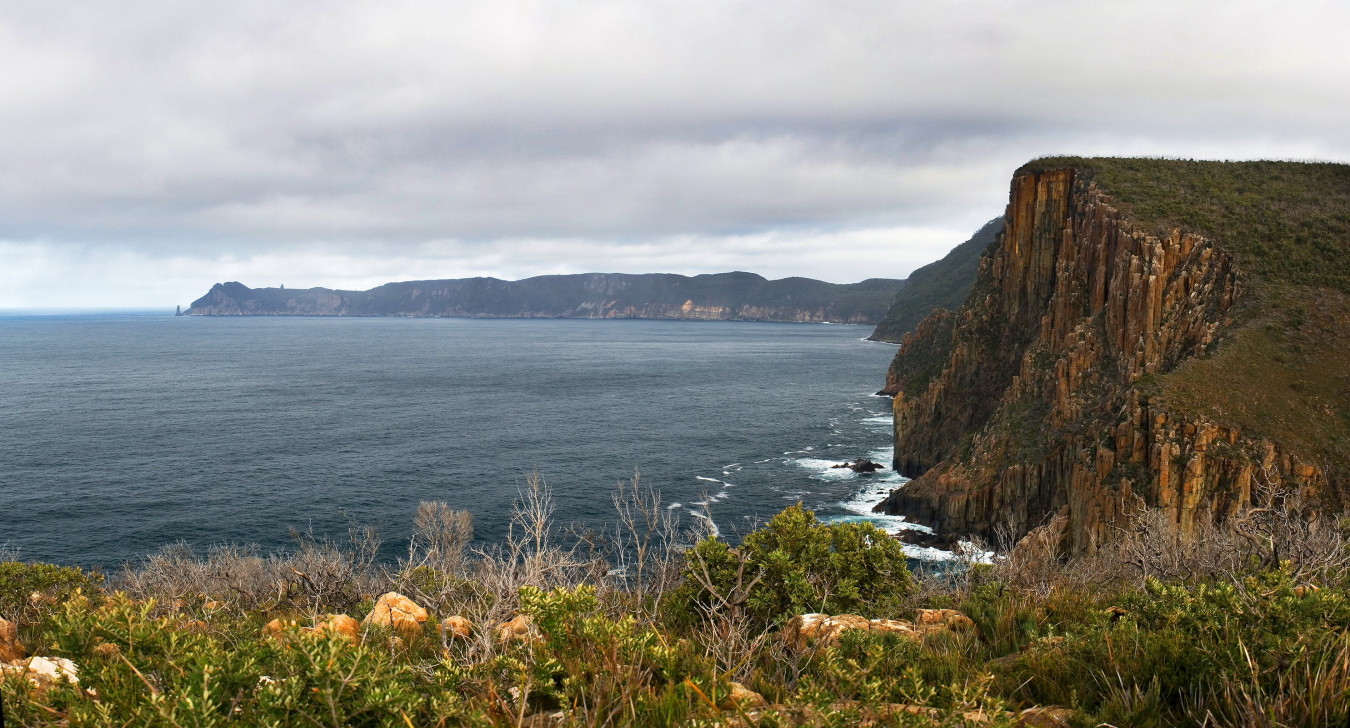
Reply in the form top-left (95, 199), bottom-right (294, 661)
top-left (185, 272), bottom-right (910, 324)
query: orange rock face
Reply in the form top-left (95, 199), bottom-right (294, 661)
top-left (0, 617), bottom-right (24, 662)
top-left (363, 593), bottom-right (428, 636)
top-left (494, 614), bottom-right (536, 643)
top-left (314, 614), bottom-right (361, 642)
top-left (263, 618), bottom-right (299, 638)
top-left (441, 615), bottom-right (472, 640)
top-left (914, 609), bottom-right (976, 631)
top-left (782, 613), bottom-right (925, 650)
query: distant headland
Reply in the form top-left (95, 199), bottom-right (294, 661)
top-left (185, 271), bottom-right (912, 324)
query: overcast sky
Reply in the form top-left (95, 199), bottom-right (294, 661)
top-left (1, 0), bottom-right (1347, 308)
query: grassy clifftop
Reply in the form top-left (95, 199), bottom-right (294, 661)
top-left (1027, 158), bottom-right (1350, 477)
top-left (1020, 157), bottom-right (1350, 292)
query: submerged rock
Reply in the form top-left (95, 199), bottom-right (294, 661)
top-left (831, 459), bottom-right (885, 473)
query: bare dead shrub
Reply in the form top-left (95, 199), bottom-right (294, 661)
top-left (118, 520), bottom-right (386, 616)
top-left (609, 470), bottom-right (689, 619)
top-left (408, 501), bottom-right (474, 576)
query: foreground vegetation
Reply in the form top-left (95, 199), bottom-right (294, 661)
top-left (3, 475), bottom-right (1350, 727)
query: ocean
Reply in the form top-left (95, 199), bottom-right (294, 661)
top-left (0, 312), bottom-right (929, 568)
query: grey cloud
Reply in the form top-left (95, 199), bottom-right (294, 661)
top-left (0, 0), bottom-right (1347, 305)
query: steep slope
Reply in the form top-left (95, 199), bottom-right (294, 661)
top-left (868, 218), bottom-right (1003, 342)
top-left (876, 159), bottom-right (1350, 552)
top-left (187, 272), bottom-right (906, 324)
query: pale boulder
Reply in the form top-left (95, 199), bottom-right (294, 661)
top-left (868, 618), bottom-right (923, 640)
top-left (1017, 706), bottom-right (1076, 728)
top-left (1, 656), bottom-right (80, 690)
top-left (0, 617), bottom-right (24, 662)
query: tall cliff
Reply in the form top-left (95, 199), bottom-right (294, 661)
top-left (877, 159), bottom-right (1350, 552)
top-left (186, 272), bottom-right (905, 324)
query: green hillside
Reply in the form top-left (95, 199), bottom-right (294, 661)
top-left (868, 218), bottom-right (1002, 342)
top-left (1020, 157), bottom-right (1350, 292)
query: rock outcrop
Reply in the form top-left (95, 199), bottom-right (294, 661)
top-left (875, 164), bottom-right (1342, 551)
top-left (782, 610), bottom-right (974, 650)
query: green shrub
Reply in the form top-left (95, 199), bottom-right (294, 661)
top-left (666, 504), bottom-right (912, 628)
top-left (0, 561), bottom-right (102, 624)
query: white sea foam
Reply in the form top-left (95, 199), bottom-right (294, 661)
top-left (696, 476), bottom-right (721, 483)
top-left (667, 503), bottom-right (682, 510)
top-left (861, 415), bottom-right (892, 427)
top-left (689, 510), bottom-right (721, 537)
top-left (790, 457), bottom-right (857, 481)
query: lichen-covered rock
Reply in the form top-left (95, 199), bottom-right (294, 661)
top-left (783, 613), bottom-right (921, 650)
top-left (314, 614), bottom-right (360, 641)
top-left (1017, 706), bottom-right (1076, 728)
top-left (914, 609), bottom-right (975, 631)
top-left (441, 615), bottom-right (472, 640)
top-left (363, 592), bottom-right (428, 636)
top-left (723, 681), bottom-right (766, 709)
top-left (0, 617), bottom-right (24, 662)
top-left (263, 618), bottom-right (299, 637)
top-left (495, 614), bottom-right (536, 643)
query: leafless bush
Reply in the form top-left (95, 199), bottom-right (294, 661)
top-left (688, 607), bottom-right (776, 683)
top-left (609, 470), bottom-right (690, 619)
top-left (988, 479), bottom-right (1350, 594)
top-left (1110, 486), bottom-right (1350, 588)
top-left (396, 470), bottom-right (594, 662)
top-left (0, 542), bottom-right (19, 563)
top-left (408, 501), bottom-right (474, 576)
top-left (118, 521), bottom-right (386, 616)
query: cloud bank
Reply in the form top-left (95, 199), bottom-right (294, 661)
top-left (1, 0), bottom-right (1347, 307)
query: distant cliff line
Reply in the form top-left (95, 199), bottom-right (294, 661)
top-left (185, 272), bottom-right (908, 324)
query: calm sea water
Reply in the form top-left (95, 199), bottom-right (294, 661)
top-left (0, 313), bottom-right (920, 568)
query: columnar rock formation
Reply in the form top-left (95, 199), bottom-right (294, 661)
top-left (876, 167), bottom-right (1335, 551)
